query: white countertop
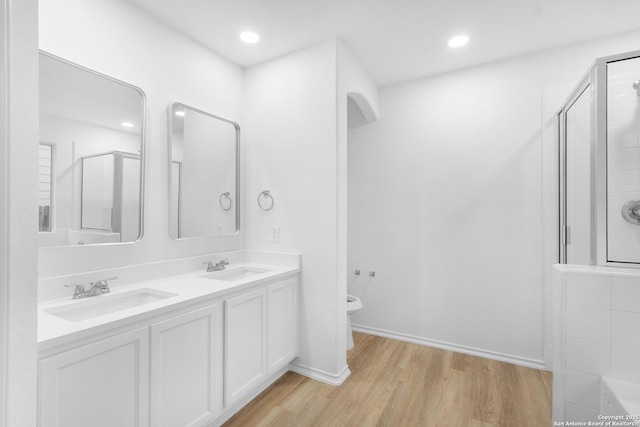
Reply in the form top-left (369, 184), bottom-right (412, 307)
top-left (38, 262), bottom-right (299, 351)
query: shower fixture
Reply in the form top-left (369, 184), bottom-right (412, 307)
top-left (634, 80), bottom-right (640, 96)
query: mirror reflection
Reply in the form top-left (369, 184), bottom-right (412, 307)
top-left (38, 52), bottom-right (145, 247)
top-left (168, 102), bottom-right (239, 238)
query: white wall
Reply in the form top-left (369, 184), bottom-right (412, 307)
top-left (348, 29), bottom-right (640, 367)
top-left (38, 0), bottom-right (244, 279)
top-left (1, 0), bottom-right (39, 425)
top-left (244, 40), bottom-right (347, 382)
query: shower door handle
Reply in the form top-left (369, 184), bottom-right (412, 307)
top-left (561, 226), bottom-right (570, 246)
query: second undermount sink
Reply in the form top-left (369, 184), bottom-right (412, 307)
top-left (200, 266), bottom-right (272, 282)
top-left (44, 288), bottom-right (178, 322)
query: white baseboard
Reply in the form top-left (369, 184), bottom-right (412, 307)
top-left (289, 362), bottom-right (351, 386)
top-left (352, 324), bottom-right (547, 371)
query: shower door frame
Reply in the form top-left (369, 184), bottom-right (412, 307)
top-left (558, 65), bottom-right (596, 265)
top-left (559, 49), bottom-right (640, 267)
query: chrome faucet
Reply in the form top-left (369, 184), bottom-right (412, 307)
top-left (65, 276), bottom-right (117, 299)
top-left (204, 258), bottom-right (229, 272)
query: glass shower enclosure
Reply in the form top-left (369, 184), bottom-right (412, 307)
top-left (81, 151), bottom-right (141, 242)
top-left (558, 50), bottom-right (640, 266)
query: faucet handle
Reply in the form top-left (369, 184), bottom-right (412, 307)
top-left (220, 258), bottom-right (229, 265)
top-left (64, 283), bottom-right (85, 297)
top-left (102, 276), bottom-right (118, 283)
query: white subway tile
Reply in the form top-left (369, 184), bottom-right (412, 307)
top-left (565, 402), bottom-right (600, 422)
top-left (612, 276), bottom-right (640, 313)
top-left (611, 345), bottom-right (640, 383)
top-left (567, 305), bottom-right (610, 342)
top-left (612, 311), bottom-right (640, 348)
top-left (543, 214), bottom-right (559, 236)
top-left (608, 104), bottom-right (638, 127)
top-left (609, 126), bottom-right (639, 149)
top-left (609, 192), bottom-right (640, 214)
top-left (609, 147), bottom-right (639, 171)
top-left (566, 338), bottom-right (610, 375)
top-left (566, 370), bottom-right (603, 409)
top-left (609, 170), bottom-right (638, 193)
top-left (608, 214), bottom-right (640, 237)
top-left (608, 237), bottom-right (640, 263)
top-left (566, 274), bottom-right (610, 308)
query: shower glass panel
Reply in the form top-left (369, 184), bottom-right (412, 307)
top-left (606, 57), bottom-right (640, 263)
top-left (564, 86), bottom-right (593, 265)
top-left (81, 153), bottom-right (114, 230)
top-left (558, 49), bottom-right (640, 267)
top-left (80, 151), bottom-right (141, 242)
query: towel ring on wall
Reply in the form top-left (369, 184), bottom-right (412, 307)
top-left (257, 190), bottom-right (274, 211)
top-left (219, 192), bottom-right (232, 211)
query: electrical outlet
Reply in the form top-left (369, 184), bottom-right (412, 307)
top-left (271, 225), bottom-right (280, 243)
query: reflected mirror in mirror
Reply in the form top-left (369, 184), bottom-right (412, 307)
top-left (38, 52), bottom-right (145, 247)
top-left (168, 103), bottom-right (240, 238)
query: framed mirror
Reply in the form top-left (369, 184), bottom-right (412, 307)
top-left (168, 102), bottom-right (240, 239)
top-left (38, 51), bottom-right (145, 247)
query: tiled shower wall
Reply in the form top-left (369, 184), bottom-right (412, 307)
top-left (607, 58), bottom-right (640, 263)
top-left (552, 265), bottom-right (640, 422)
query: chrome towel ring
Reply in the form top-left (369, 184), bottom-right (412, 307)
top-left (219, 192), bottom-right (232, 211)
top-left (257, 190), bottom-right (274, 211)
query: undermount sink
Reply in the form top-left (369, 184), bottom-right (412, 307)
top-left (200, 266), bottom-right (272, 282)
top-left (44, 288), bottom-right (178, 322)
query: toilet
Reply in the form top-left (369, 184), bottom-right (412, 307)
top-left (346, 295), bottom-right (363, 350)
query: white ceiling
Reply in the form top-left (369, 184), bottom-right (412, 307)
top-left (128, 0), bottom-right (640, 87)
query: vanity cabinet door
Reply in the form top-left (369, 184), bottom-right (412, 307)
top-left (267, 278), bottom-right (298, 374)
top-left (224, 287), bottom-right (267, 407)
top-left (150, 304), bottom-right (223, 427)
top-left (38, 327), bottom-right (149, 427)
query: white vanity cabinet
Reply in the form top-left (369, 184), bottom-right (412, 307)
top-left (38, 327), bottom-right (150, 427)
top-left (38, 266), bottom-right (299, 427)
top-left (150, 304), bottom-right (223, 427)
top-left (267, 277), bottom-right (298, 375)
top-left (224, 287), bottom-right (267, 407)
top-left (224, 277), bottom-right (299, 407)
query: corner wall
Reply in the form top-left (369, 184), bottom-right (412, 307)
top-left (348, 29), bottom-right (640, 367)
top-left (2, 0), bottom-right (39, 425)
top-left (243, 40), bottom-right (347, 383)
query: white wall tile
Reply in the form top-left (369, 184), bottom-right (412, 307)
top-left (567, 305), bottom-right (610, 342)
top-left (566, 274), bottom-right (610, 308)
top-left (612, 311), bottom-right (640, 348)
top-left (612, 276), bottom-right (640, 313)
top-left (566, 338), bottom-right (610, 375)
top-left (608, 147), bottom-right (639, 171)
top-left (609, 170), bottom-right (638, 193)
top-left (611, 345), bottom-right (640, 383)
top-left (566, 370), bottom-right (602, 409)
top-left (565, 402), bottom-right (600, 422)
top-left (608, 125), bottom-right (638, 149)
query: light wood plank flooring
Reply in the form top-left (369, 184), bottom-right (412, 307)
top-left (223, 332), bottom-right (552, 427)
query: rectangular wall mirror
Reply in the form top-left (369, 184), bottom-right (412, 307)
top-left (168, 102), bottom-right (240, 239)
top-left (38, 51), bottom-right (145, 247)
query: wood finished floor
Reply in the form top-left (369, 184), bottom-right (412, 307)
top-left (223, 333), bottom-right (552, 427)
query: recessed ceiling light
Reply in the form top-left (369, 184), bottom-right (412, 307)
top-left (448, 35), bottom-right (469, 48)
top-left (175, 110), bottom-right (185, 117)
top-left (239, 31), bottom-right (260, 44)
top-left (121, 122), bottom-right (134, 128)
